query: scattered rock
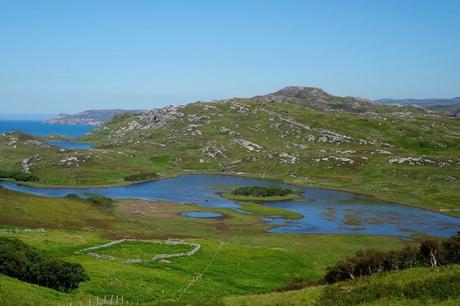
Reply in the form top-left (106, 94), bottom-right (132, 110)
top-left (21, 154), bottom-right (40, 173)
top-left (315, 156), bottom-right (355, 165)
top-left (233, 138), bottom-right (263, 152)
top-left (278, 152), bottom-right (297, 165)
top-left (58, 156), bottom-right (80, 167)
top-left (230, 103), bottom-right (250, 113)
top-left (201, 142), bottom-right (227, 159)
top-left (388, 157), bottom-right (435, 166)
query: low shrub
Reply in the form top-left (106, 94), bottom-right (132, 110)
top-left (324, 233), bottom-right (460, 284)
top-left (149, 155), bottom-right (170, 163)
top-left (65, 193), bottom-right (82, 200)
top-left (65, 193), bottom-right (113, 208)
top-left (124, 172), bottom-right (159, 182)
top-left (0, 170), bottom-right (39, 182)
top-left (0, 237), bottom-right (88, 291)
top-left (231, 186), bottom-right (294, 197)
top-left (276, 278), bottom-right (320, 292)
top-left (86, 195), bottom-right (113, 208)
top-left (318, 270), bottom-right (460, 306)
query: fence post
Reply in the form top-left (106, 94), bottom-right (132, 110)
top-left (110, 295), bottom-right (113, 305)
top-left (116, 295), bottom-right (118, 304)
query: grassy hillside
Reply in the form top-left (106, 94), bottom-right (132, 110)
top-left (0, 87), bottom-right (458, 304)
top-left (0, 188), bottom-right (409, 305)
top-left (224, 264), bottom-right (460, 306)
top-left (0, 87), bottom-right (459, 216)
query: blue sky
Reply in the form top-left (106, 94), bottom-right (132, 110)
top-left (1, 0), bottom-right (459, 113)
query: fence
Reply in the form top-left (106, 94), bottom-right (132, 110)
top-left (60, 295), bottom-right (139, 306)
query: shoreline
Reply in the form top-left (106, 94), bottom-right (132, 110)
top-left (1, 170), bottom-right (460, 220)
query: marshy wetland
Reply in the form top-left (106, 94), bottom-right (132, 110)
top-left (2, 174), bottom-right (459, 237)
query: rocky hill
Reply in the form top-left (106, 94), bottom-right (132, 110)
top-left (256, 86), bottom-right (379, 113)
top-left (83, 86), bottom-right (458, 177)
top-left (2, 86), bottom-right (459, 215)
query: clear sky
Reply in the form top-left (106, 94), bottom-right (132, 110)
top-left (1, 0), bottom-right (459, 113)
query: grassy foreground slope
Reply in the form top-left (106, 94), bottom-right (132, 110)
top-left (1, 87), bottom-right (459, 216)
top-left (224, 265), bottom-right (460, 306)
top-left (0, 188), bottom-right (409, 305)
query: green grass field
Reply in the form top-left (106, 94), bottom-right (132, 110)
top-left (237, 202), bottom-right (303, 219)
top-left (0, 188), bottom-right (412, 305)
top-left (224, 265), bottom-right (460, 306)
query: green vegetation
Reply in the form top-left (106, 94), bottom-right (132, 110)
top-left (221, 186), bottom-right (302, 202)
top-left (86, 195), bottom-right (113, 208)
top-left (319, 266), bottom-right (460, 306)
top-left (238, 202), bottom-right (303, 219)
top-left (0, 170), bottom-right (39, 182)
top-left (1, 92), bottom-right (459, 218)
top-left (325, 233), bottom-right (460, 283)
top-left (0, 237), bottom-right (88, 292)
top-left (65, 193), bottom-right (114, 208)
top-left (221, 192), bottom-right (301, 202)
top-left (1, 88), bottom-right (459, 304)
top-left (232, 186), bottom-right (296, 197)
top-left (124, 172), bottom-right (159, 182)
top-left (0, 188), bottom-right (121, 231)
top-left (0, 188), bottom-right (409, 304)
top-left (224, 265), bottom-right (460, 306)
top-left (225, 234), bottom-right (460, 305)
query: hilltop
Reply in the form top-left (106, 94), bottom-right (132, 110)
top-left (256, 86), bottom-right (380, 113)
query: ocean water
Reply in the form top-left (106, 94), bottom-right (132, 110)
top-left (0, 120), bottom-right (95, 137)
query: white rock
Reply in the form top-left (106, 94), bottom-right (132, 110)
top-left (233, 138), bottom-right (263, 152)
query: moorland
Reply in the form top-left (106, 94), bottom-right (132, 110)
top-left (1, 86), bottom-right (459, 305)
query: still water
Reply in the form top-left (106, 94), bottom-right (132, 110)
top-left (1, 174), bottom-right (459, 237)
top-left (46, 141), bottom-right (93, 150)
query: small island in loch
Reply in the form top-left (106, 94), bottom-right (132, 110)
top-left (220, 186), bottom-right (303, 202)
top-left (2, 2), bottom-right (460, 304)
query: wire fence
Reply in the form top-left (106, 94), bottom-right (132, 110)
top-left (59, 295), bottom-right (139, 306)
top-left (175, 229), bottom-right (242, 303)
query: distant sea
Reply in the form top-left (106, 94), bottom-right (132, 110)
top-left (0, 120), bottom-right (95, 137)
